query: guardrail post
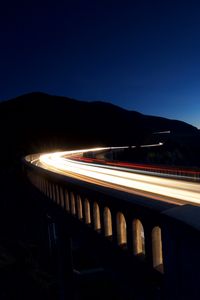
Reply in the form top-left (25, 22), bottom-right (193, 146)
top-left (161, 205), bottom-right (200, 300)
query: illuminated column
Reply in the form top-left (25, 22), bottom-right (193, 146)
top-left (93, 202), bottom-right (101, 231)
top-left (152, 226), bottom-right (163, 272)
top-left (84, 199), bottom-right (91, 224)
top-left (104, 207), bottom-right (112, 237)
top-left (116, 212), bottom-right (127, 247)
top-left (133, 219), bottom-right (145, 256)
top-left (70, 192), bottom-right (76, 215)
top-left (77, 195), bottom-right (83, 220)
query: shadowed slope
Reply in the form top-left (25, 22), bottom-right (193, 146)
top-left (0, 92), bottom-right (198, 166)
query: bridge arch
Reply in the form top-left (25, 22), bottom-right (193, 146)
top-left (48, 182), bottom-right (52, 199)
top-left (45, 180), bottom-right (48, 196)
top-left (44, 180), bottom-right (47, 196)
top-left (56, 185), bottom-right (60, 205)
top-left (77, 195), bottom-right (83, 220)
top-left (152, 226), bottom-right (163, 272)
top-left (51, 183), bottom-right (54, 200)
top-left (38, 176), bottom-right (40, 190)
top-left (41, 178), bottom-right (43, 192)
top-left (39, 177), bottom-right (41, 190)
top-left (65, 191), bottom-right (70, 211)
top-left (40, 178), bottom-right (43, 192)
top-left (60, 187), bottom-right (65, 208)
top-left (84, 199), bottom-right (91, 224)
top-left (116, 212), bottom-right (127, 246)
top-left (59, 186), bottom-right (62, 206)
top-left (46, 181), bottom-right (50, 198)
top-left (133, 219), bottom-right (145, 255)
top-left (70, 192), bottom-right (76, 215)
top-left (52, 184), bottom-right (56, 202)
top-left (104, 207), bottom-right (112, 237)
top-left (93, 202), bottom-right (101, 231)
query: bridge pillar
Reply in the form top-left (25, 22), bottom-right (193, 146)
top-left (47, 214), bottom-right (74, 300)
top-left (162, 205), bottom-right (200, 300)
top-left (143, 225), bottom-right (153, 266)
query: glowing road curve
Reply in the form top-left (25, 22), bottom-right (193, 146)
top-left (30, 147), bottom-right (200, 206)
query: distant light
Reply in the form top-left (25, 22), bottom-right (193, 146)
top-left (140, 142), bottom-right (163, 148)
top-left (153, 131), bottom-right (171, 134)
top-left (110, 146), bottom-right (129, 150)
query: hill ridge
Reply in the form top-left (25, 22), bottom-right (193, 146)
top-left (0, 92), bottom-right (199, 166)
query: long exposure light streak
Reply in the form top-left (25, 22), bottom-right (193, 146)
top-left (29, 147), bottom-right (200, 206)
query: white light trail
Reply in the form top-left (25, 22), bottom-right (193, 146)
top-left (36, 147), bottom-right (200, 206)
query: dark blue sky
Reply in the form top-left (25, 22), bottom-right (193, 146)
top-left (1, 0), bottom-right (200, 128)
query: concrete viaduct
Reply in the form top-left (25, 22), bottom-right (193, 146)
top-left (23, 156), bottom-right (200, 300)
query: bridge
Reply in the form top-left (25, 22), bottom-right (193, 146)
top-left (23, 147), bottom-right (200, 300)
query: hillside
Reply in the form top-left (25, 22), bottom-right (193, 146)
top-left (0, 92), bottom-right (199, 166)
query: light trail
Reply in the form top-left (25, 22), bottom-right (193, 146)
top-left (29, 147), bottom-right (200, 206)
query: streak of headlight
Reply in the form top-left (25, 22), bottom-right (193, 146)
top-left (39, 150), bottom-right (200, 205)
top-left (40, 146), bottom-right (129, 160)
top-left (141, 142), bottom-right (163, 147)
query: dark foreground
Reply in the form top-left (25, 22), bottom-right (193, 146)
top-left (0, 167), bottom-right (135, 300)
top-left (0, 167), bottom-right (58, 299)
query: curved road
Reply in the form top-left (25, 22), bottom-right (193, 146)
top-left (29, 147), bottom-right (200, 206)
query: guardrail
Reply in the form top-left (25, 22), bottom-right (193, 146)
top-left (81, 154), bottom-right (200, 181)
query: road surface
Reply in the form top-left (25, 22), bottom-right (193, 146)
top-left (28, 147), bottom-right (200, 206)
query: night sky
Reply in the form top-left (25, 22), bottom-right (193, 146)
top-left (1, 0), bottom-right (200, 128)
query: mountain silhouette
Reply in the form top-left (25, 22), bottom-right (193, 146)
top-left (0, 92), bottom-right (198, 166)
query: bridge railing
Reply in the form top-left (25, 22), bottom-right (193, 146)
top-left (23, 158), bottom-right (200, 300)
top-left (81, 154), bottom-right (200, 181)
